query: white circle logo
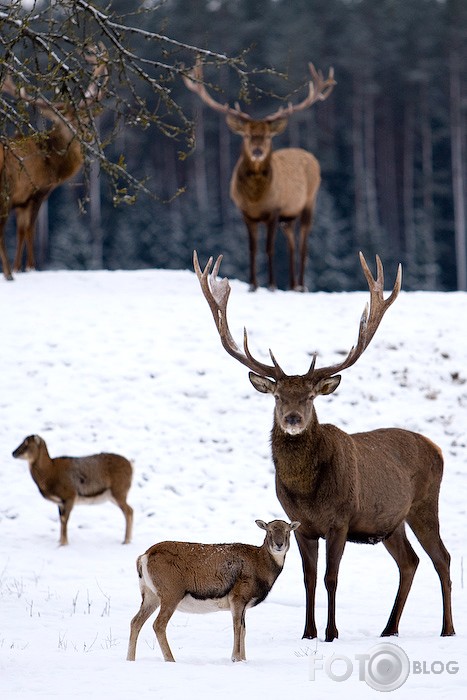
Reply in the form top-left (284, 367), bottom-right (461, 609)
top-left (364, 642), bottom-right (410, 691)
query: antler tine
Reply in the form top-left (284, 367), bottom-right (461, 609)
top-left (193, 251), bottom-right (284, 378)
top-left (1, 73), bottom-right (19, 98)
top-left (2, 71), bottom-right (53, 112)
top-left (183, 58), bottom-right (252, 121)
top-left (1, 72), bottom-right (37, 104)
top-left (82, 42), bottom-right (109, 104)
top-left (265, 62), bottom-right (336, 122)
top-left (309, 253), bottom-right (402, 380)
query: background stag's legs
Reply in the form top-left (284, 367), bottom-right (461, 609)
top-left (244, 216), bottom-right (259, 291)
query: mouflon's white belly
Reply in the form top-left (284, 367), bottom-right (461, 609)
top-left (176, 594), bottom-right (231, 614)
top-left (75, 490), bottom-right (112, 506)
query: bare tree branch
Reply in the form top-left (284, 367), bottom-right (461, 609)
top-left (0, 0), bottom-right (248, 203)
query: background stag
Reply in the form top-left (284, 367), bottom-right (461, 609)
top-left (185, 62), bottom-right (335, 291)
top-left (0, 44), bottom-right (107, 281)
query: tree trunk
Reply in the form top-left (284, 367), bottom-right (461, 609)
top-left (420, 82), bottom-right (437, 289)
top-left (352, 83), bottom-right (367, 247)
top-left (89, 157), bottom-right (103, 270)
top-left (403, 99), bottom-right (416, 286)
top-left (192, 101), bottom-right (209, 215)
top-left (450, 45), bottom-right (466, 290)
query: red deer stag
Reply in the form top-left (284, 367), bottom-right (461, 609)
top-left (0, 44), bottom-right (108, 281)
top-left (184, 62), bottom-right (335, 291)
top-left (194, 250), bottom-right (455, 641)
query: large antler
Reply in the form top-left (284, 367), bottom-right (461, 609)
top-left (308, 253), bottom-right (402, 381)
top-left (183, 58), bottom-right (335, 123)
top-left (264, 63), bottom-right (336, 122)
top-left (195, 250), bottom-right (401, 382)
top-left (183, 58), bottom-right (252, 121)
top-left (193, 251), bottom-right (285, 379)
top-left (80, 42), bottom-right (109, 106)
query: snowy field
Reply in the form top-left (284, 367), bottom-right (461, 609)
top-left (0, 259), bottom-right (466, 699)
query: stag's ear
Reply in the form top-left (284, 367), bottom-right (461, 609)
top-left (249, 373), bottom-right (276, 394)
top-left (315, 375), bottom-right (341, 396)
top-left (226, 114), bottom-right (248, 135)
top-left (268, 117), bottom-right (288, 136)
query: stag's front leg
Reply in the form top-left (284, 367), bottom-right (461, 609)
top-left (0, 218), bottom-right (14, 281)
top-left (295, 532), bottom-right (319, 639)
top-left (324, 528), bottom-right (348, 642)
top-left (243, 215), bottom-right (259, 292)
top-left (265, 213), bottom-right (279, 290)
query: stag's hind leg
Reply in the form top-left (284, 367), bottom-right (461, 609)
top-left (13, 199), bottom-right (41, 272)
top-left (407, 506), bottom-right (455, 636)
top-left (243, 215), bottom-right (260, 291)
top-left (281, 219), bottom-right (297, 290)
top-left (297, 207), bottom-right (313, 291)
top-left (0, 215), bottom-right (14, 281)
top-left (381, 523), bottom-right (419, 636)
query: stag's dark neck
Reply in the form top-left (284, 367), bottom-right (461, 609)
top-left (47, 124), bottom-right (83, 180)
top-left (236, 151), bottom-right (273, 200)
top-left (271, 408), bottom-right (325, 493)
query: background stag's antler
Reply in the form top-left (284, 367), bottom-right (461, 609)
top-left (183, 58), bottom-right (335, 123)
top-left (183, 58), bottom-right (252, 121)
top-left (264, 63), bottom-right (336, 122)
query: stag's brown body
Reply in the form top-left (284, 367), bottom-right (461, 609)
top-left (271, 417), bottom-right (451, 640)
top-left (0, 123), bottom-right (83, 279)
top-left (0, 46), bottom-right (107, 281)
top-left (184, 62), bottom-right (335, 291)
top-left (230, 140), bottom-right (320, 289)
top-left (194, 250), bottom-right (455, 642)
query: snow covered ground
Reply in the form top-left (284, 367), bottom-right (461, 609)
top-left (1, 261), bottom-right (466, 698)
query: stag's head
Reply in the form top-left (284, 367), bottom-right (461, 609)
top-left (225, 116), bottom-right (288, 165)
top-left (183, 59), bottom-right (335, 168)
top-left (193, 251), bottom-right (401, 437)
top-left (249, 372), bottom-right (340, 436)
